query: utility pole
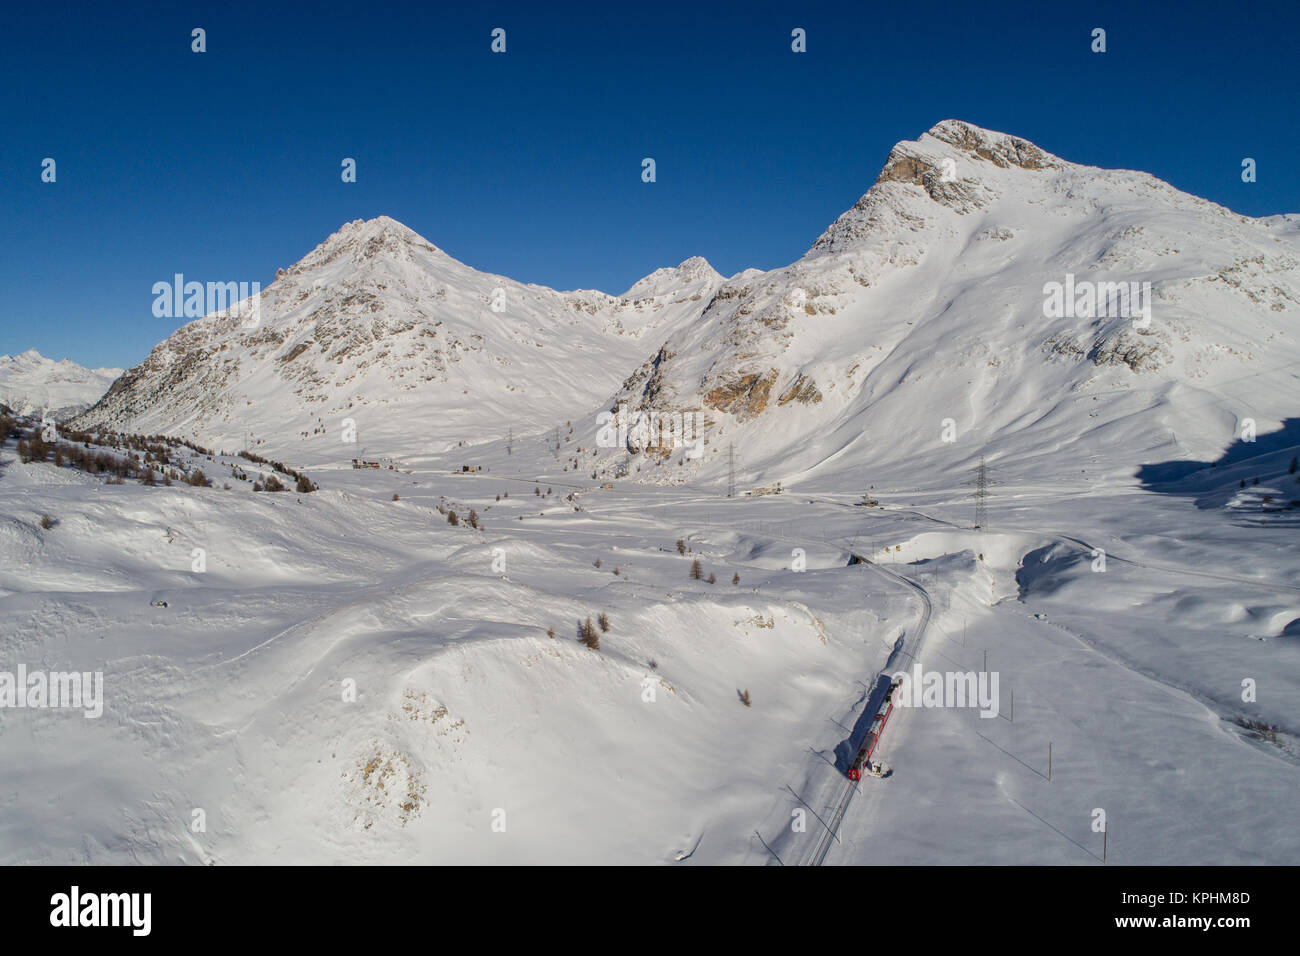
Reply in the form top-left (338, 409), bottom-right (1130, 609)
top-left (507, 428), bottom-right (512, 455)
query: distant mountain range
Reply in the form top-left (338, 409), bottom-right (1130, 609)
top-left (0, 350), bottom-right (122, 420)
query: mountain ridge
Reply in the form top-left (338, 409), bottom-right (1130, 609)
top-left (0, 350), bottom-right (123, 420)
top-left (73, 120), bottom-right (1300, 489)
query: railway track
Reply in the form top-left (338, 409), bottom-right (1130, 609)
top-left (803, 557), bottom-right (932, 866)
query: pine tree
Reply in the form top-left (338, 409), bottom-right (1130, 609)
top-left (690, 559), bottom-right (703, 580)
top-left (579, 617), bottom-right (600, 649)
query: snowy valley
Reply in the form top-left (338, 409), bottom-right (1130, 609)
top-left (2, 120), bottom-right (1298, 865)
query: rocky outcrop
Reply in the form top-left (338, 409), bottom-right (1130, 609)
top-left (704, 370), bottom-right (779, 420)
top-left (776, 374), bottom-right (823, 406)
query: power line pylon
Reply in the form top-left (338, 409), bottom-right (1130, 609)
top-left (963, 456), bottom-right (1001, 531)
top-left (727, 442), bottom-right (736, 498)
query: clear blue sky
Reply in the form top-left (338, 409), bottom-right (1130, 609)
top-left (2, 0), bottom-right (1296, 369)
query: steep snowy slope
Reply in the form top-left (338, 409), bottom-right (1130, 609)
top-left (0, 350), bottom-right (122, 419)
top-left (73, 217), bottom-right (723, 463)
top-left (601, 120), bottom-right (1300, 492)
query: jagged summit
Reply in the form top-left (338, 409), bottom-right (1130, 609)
top-left (919, 119), bottom-right (1058, 168)
top-left (806, 120), bottom-right (1064, 257)
top-left (622, 256), bottom-right (722, 298)
top-left (280, 215), bottom-right (457, 282)
top-left (331, 215), bottom-right (437, 249)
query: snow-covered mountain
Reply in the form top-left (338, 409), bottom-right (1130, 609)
top-left (601, 119), bottom-right (1300, 489)
top-left (72, 217), bottom-right (724, 461)
top-left (0, 350), bottom-right (122, 420)
top-left (74, 121), bottom-right (1300, 494)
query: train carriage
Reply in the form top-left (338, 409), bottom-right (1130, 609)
top-left (847, 677), bottom-right (900, 780)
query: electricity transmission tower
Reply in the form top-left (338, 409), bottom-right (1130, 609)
top-left (964, 456), bottom-right (1000, 530)
top-left (727, 442), bottom-right (736, 498)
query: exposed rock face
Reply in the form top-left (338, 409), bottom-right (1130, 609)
top-left (925, 119), bottom-right (1054, 171)
top-left (1087, 326), bottom-right (1173, 373)
top-left (705, 370), bottom-right (779, 420)
top-left (777, 375), bottom-right (823, 406)
top-left (1045, 323), bottom-right (1175, 373)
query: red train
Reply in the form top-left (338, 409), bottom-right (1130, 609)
top-left (847, 677), bottom-right (900, 780)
